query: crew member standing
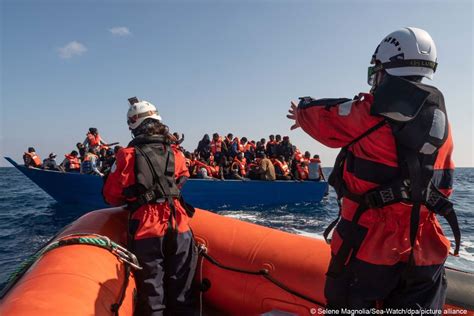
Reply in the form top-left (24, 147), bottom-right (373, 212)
top-left (288, 27), bottom-right (459, 312)
top-left (103, 97), bottom-right (197, 316)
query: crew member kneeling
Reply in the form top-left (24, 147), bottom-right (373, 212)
top-left (103, 97), bottom-right (197, 316)
top-left (288, 27), bottom-right (460, 312)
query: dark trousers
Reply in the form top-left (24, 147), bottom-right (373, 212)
top-left (131, 230), bottom-right (198, 316)
top-left (325, 258), bottom-right (447, 315)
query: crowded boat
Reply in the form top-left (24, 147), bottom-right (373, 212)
top-left (22, 128), bottom-right (325, 182)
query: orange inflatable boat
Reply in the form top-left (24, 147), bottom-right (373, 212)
top-left (1, 208), bottom-right (473, 315)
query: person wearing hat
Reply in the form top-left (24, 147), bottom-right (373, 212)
top-left (103, 97), bottom-right (197, 316)
top-left (42, 152), bottom-right (60, 171)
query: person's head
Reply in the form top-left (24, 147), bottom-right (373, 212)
top-left (88, 147), bottom-right (98, 155)
top-left (71, 150), bottom-right (79, 157)
top-left (173, 132), bottom-right (179, 139)
top-left (260, 138), bottom-right (266, 144)
top-left (276, 134), bottom-right (282, 142)
top-left (106, 149), bottom-right (114, 157)
top-left (304, 151), bottom-right (311, 159)
top-left (76, 142), bottom-right (84, 149)
top-left (241, 137), bottom-right (247, 144)
top-left (314, 154), bottom-right (320, 159)
top-left (368, 27), bottom-right (437, 92)
top-left (237, 152), bottom-right (244, 160)
top-left (278, 155), bottom-right (285, 162)
top-left (89, 127), bottom-right (98, 135)
top-left (28, 147), bottom-right (35, 153)
top-left (261, 153), bottom-right (267, 159)
top-left (202, 134), bottom-right (210, 142)
top-left (283, 136), bottom-right (290, 143)
top-left (269, 135), bottom-right (275, 141)
top-left (213, 133), bottom-right (219, 140)
top-left (227, 133), bottom-right (233, 140)
top-left (127, 97), bottom-right (162, 132)
top-left (48, 152), bottom-right (57, 159)
top-left (114, 145), bottom-right (123, 154)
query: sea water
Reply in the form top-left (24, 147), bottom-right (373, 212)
top-left (0, 167), bottom-right (473, 288)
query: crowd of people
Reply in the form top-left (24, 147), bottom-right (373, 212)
top-left (22, 128), bottom-right (122, 177)
top-left (184, 133), bottom-right (324, 181)
top-left (23, 129), bottom-right (324, 182)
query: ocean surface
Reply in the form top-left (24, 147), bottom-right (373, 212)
top-left (0, 166), bottom-right (473, 290)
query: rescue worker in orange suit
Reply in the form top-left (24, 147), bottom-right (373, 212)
top-left (23, 147), bottom-right (42, 168)
top-left (103, 97), bottom-right (197, 316)
top-left (287, 27), bottom-right (460, 312)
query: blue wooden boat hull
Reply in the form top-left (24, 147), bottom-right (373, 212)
top-left (5, 157), bottom-right (328, 210)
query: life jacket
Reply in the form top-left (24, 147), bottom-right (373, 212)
top-left (232, 157), bottom-right (247, 177)
top-left (209, 165), bottom-right (220, 178)
top-left (244, 142), bottom-right (256, 152)
top-left (232, 138), bottom-right (244, 153)
top-left (210, 138), bottom-right (223, 154)
top-left (296, 164), bottom-right (309, 180)
top-left (324, 76), bottom-right (460, 277)
top-left (87, 132), bottom-right (101, 147)
top-left (65, 155), bottom-right (80, 170)
top-left (24, 152), bottom-right (42, 167)
top-left (293, 149), bottom-right (303, 162)
top-left (194, 160), bottom-right (213, 177)
top-left (120, 135), bottom-right (186, 214)
top-left (273, 159), bottom-right (290, 176)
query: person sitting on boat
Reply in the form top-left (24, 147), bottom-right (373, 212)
top-left (23, 147), bottom-right (42, 168)
top-left (61, 150), bottom-right (81, 172)
top-left (244, 139), bottom-right (256, 162)
top-left (308, 154), bottom-right (324, 181)
top-left (103, 97), bottom-right (197, 316)
top-left (83, 127), bottom-right (108, 152)
top-left (223, 133), bottom-right (233, 156)
top-left (42, 153), bottom-right (60, 171)
top-left (80, 148), bottom-right (103, 177)
top-left (195, 158), bottom-right (215, 180)
top-left (218, 155), bottom-right (232, 179)
top-left (287, 27), bottom-right (458, 312)
top-left (295, 161), bottom-right (309, 181)
top-left (273, 155), bottom-right (291, 180)
top-left (231, 152), bottom-right (247, 180)
top-left (255, 153), bottom-right (276, 181)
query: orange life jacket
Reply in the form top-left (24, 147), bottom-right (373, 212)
top-left (210, 138), bottom-right (223, 154)
top-left (232, 157), bottom-right (246, 177)
top-left (209, 165), bottom-right (220, 178)
top-left (24, 152), bottom-right (42, 167)
top-left (195, 160), bottom-right (213, 177)
top-left (273, 159), bottom-right (290, 176)
top-left (87, 132), bottom-right (101, 147)
top-left (65, 155), bottom-right (81, 170)
top-left (296, 164), bottom-right (309, 180)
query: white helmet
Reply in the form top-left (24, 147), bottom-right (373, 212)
top-left (368, 27), bottom-right (437, 85)
top-left (127, 97), bottom-right (162, 130)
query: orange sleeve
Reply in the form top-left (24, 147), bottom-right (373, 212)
top-left (173, 146), bottom-right (190, 179)
top-left (103, 148), bottom-right (136, 206)
top-left (296, 94), bottom-right (383, 148)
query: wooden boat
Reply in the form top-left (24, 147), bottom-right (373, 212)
top-left (1, 207), bottom-right (472, 315)
top-left (5, 157), bottom-right (328, 210)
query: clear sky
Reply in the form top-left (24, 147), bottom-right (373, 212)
top-left (1, 0), bottom-right (473, 167)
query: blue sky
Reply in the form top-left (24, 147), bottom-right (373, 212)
top-left (1, 0), bottom-right (473, 167)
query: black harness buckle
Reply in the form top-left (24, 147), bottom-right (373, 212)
top-left (364, 188), bottom-right (395, 209)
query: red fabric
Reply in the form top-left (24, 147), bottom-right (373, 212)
top-left (210, 138), bottom-right (223, 154)
top-left (297, 93), bottom-right (453, 266)
top-left (103, 145), bottom-right (192, 239)
top-left (87, 132), bottom-right (101, 147)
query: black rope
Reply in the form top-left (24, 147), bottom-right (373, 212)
top-left (111, 264), bottom-right (131, 316)
top-left (199, 249), bottom-right (325, 307)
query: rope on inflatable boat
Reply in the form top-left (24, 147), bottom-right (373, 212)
top-left (197, 243), bottom-right (326, 308)
top-left (0, 233), bottom-right (141, 316)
